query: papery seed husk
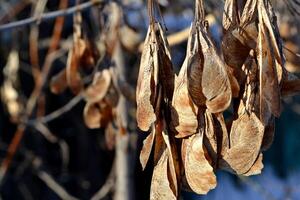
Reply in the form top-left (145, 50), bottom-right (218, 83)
top-left (136, 26), bottom-right (157, 131)
top-left (184, 133), bottom-right (217, 194)
top-left (223, 112), bottom-right (264, 174)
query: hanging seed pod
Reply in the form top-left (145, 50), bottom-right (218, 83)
top-left (223, 112), bottom-right (264, 174)
top-left (83, 69), bottom-right (112, 103)
top-left (140, 125), bottom-right (155, 170)
top-left (136, 27), bottom-right (158, 131)
top-left (257, 0), bottom-right (281, 124)
top-left (203, 112), bottom-right (229, 168)
top-left (171, 27), bottom-right (198, 138)
top-left (222, 0), bottom-right (258, 87)
top-left (145, 119), bottom-right (180, 199)
top-left (150, 148), bottom-right (177, 200)
top-left (183, 131), bottom-right (217, 194)
top-left (83, 100), bottom-right (114, 129)
top-left (137, 1), bottom-right (179, 199)
top-left (187, 0), bottom-right (232, 113)
top-left (136, 21), bottom-right (174, 131)
top-left (222, 0), bottom-right (239, 33)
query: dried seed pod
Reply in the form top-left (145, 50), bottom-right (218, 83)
top-left (150, 149), bottom-right (177, 200)
top-left (203, 112), bottom-right (229, 167)
top-left (146, 119), bottom-right (180, 198)
top-left (66, 46), bottom-right (84, 95)
top-left (201, 35), bottom-right (232, 113)
top-left (136, 27), bottom-right (158, 131)
top-left (140, 126), bottom-right (155, 170)
top-left (171, 27), bottom-right (198, 138)
top-left (188, 1), bottom-right (232, 113)
top-left (183, 132), bottom-right (217, 194)
top-left (257, 9), bottom-right (281, 123)
top-left (243, 153), bottom-right (264, 176)
top-left (136, 21), bottom-right (174, 131)
top-left (186, 25), bottom-right (206, 107)
top-left (223, 112), bottom-right (264, 174)
top-left (83, 101), bottom-right (113, 129)
top-left (222, 0), bottom-right (238, 33)
top-left (84, 69), bottom-right (112, 103)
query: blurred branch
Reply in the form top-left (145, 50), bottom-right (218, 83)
top-left (0, 0), bottom-right (105, 32)
top-left (138, 26), bottom-right (190, 52)
top-left (0, 8), bottom-right (68, 185)
top-left (32, 158), bottom-right (79, 200)
top-left (0, 0), bottom-right (31, 24)
top-left (28, 94), bottom-right (83, 125)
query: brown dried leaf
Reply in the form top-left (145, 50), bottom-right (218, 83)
top-left (223, 112), bottom-right (264, 174)
top-left (84, 69), bottom-right (112, 103)
top-left (184, 133), bottom-right (217, 194)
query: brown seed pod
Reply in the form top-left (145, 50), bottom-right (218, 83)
top-left (136, 21), bottom-right (174, 131)
top-left (83, 69), bottom-right (112, 103)
top-left (171, 28), bottom-right (198, 138)
top-left (183, 132), bottom-right (217, 194)
top-left (222, 112), bottom-right (264, 174)
top-left (187, 1), bottom-right (232, 113)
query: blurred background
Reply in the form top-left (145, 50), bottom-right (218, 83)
top-left (1, 0), bottom-right (300, 199)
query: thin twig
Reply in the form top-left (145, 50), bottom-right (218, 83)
top-left (138, 26), bottom-right (190, 52)
top-left (0, 0), bottom-right (105, 32)
top-left (32, 158), bottom-right (79, 200)
top-left (28, 94), bottom-right (83, 125)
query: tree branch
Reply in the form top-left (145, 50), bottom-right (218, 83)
top-left (0, 0), bottom-right (105, 32)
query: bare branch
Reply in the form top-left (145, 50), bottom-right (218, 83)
top-left (0, 0), bottom-right (105, 32)
top-left (32, 158), bottom-right (79, 200)
top-left (28, 94), bottom-right (83, 125)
